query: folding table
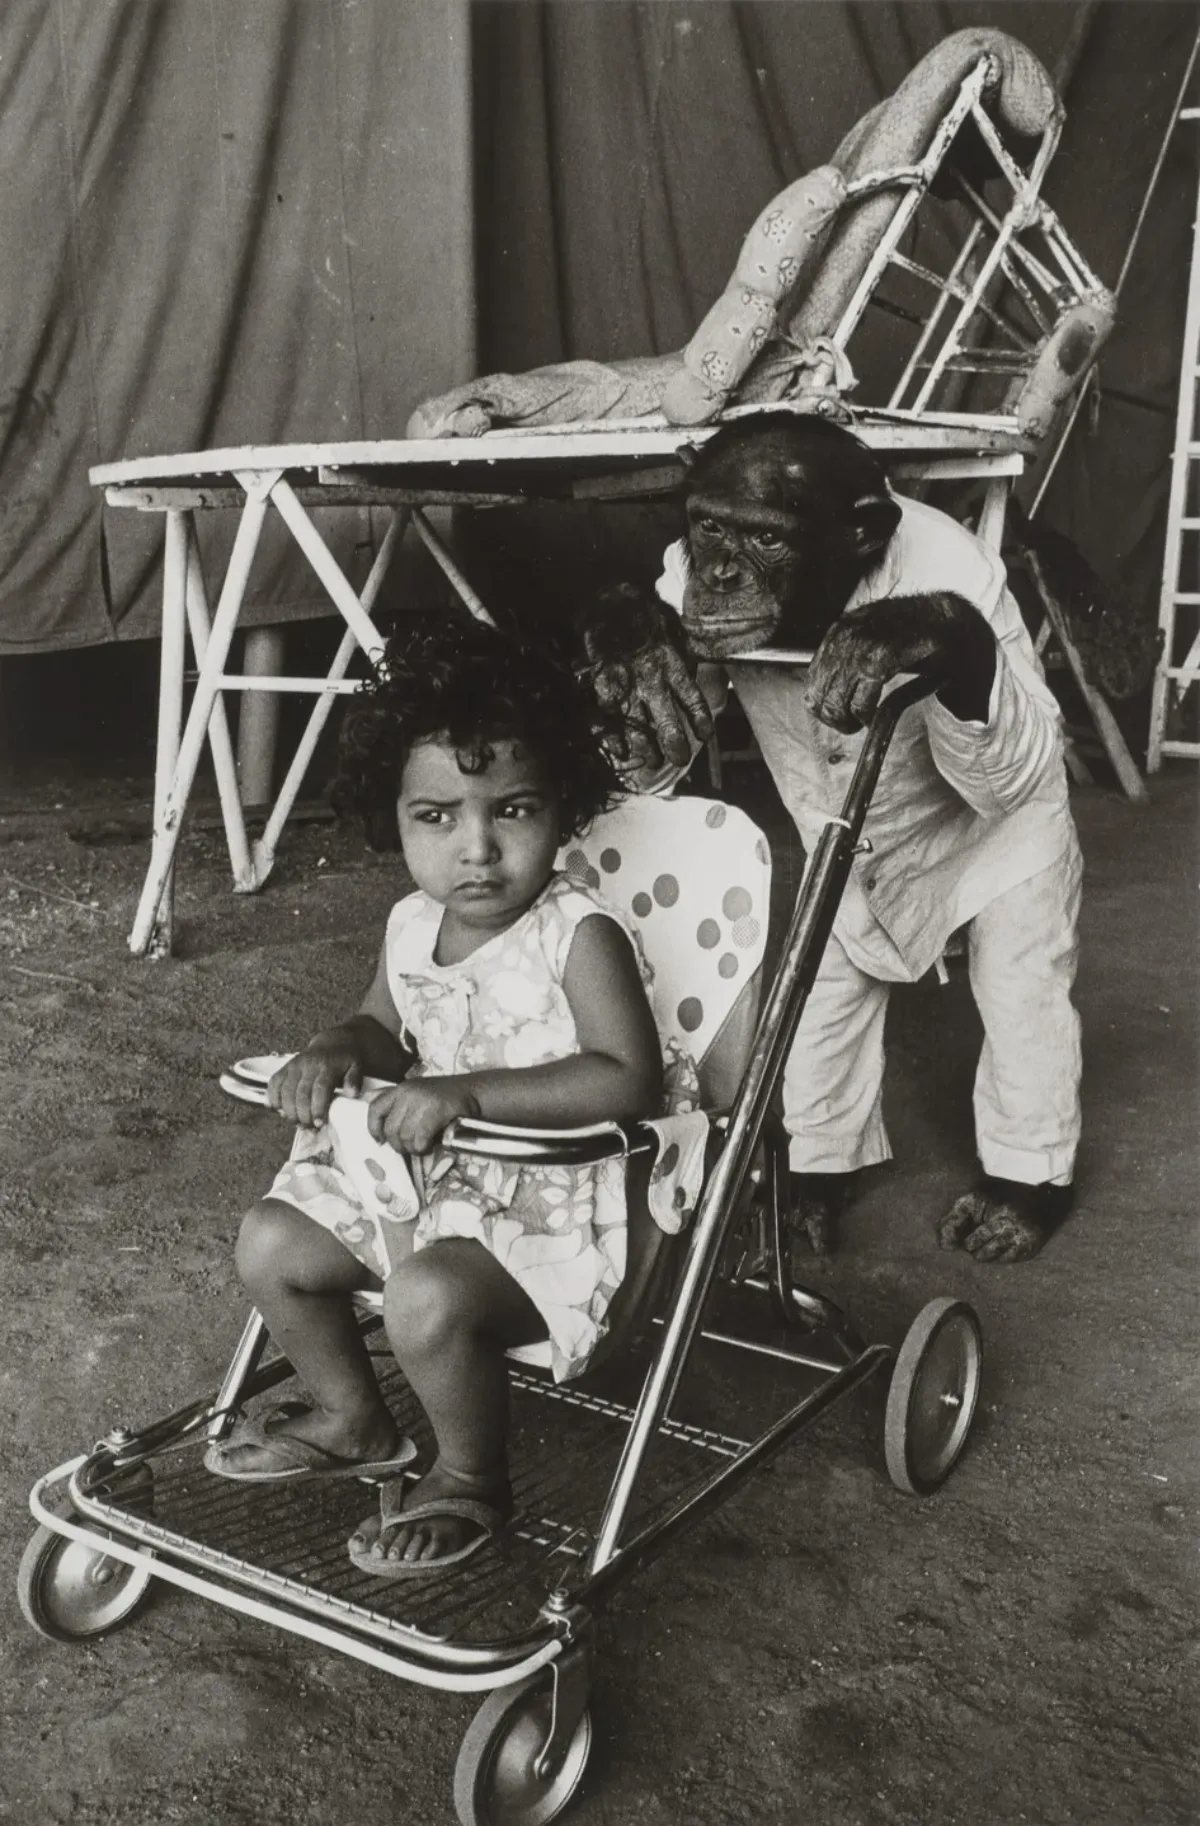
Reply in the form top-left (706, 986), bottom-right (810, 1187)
top-left (91, 409), bottom-right (1029, 957)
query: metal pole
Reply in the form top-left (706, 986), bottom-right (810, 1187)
top-left (580, 1346), bottom-right (891, 1608)
top-left (182, 527), bottom-right (256, 890)
top-left (1148, 102), bottom-right (1200, 771)
top-left (236, 626), bottom-right (287, 807)
top-left (975, 476), bottom-right (1011, 555)
top-left (268, 479), bottom-right (388, 659)
top-left (588, 677), bottom-right (937, 1571)
top-left (205, 1310), bottom-right (271, 1442)
top-left (146, 511), bottom-right (189, 957)
top-left (252, 506), bottom-right (409, 882)
top-left (1030, 29), bottom-right (1200, 518)
top-left (129, 486), bottom-right (272, 953)
top-left (411, 508), bottom-right (498, 626)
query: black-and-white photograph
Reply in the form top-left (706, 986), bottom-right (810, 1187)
top-left (2, 4), bottom-right (1195, 1822)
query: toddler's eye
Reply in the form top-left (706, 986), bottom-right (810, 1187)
top-left (414, 809), bottom-right (450, 826)
top-left (499, 801), bottom-right (538, 820)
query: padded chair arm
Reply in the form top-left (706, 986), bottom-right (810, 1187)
top-left (440, 1115), bottom-right (660, 1166)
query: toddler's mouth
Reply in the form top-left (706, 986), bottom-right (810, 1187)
top-left (456, 879), bottom-right (502, 898)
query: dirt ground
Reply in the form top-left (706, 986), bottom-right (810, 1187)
top-left (0, 754), bottom-right (1195, 1826)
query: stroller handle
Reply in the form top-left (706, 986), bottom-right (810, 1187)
top-left (838, 672), bottom-right (943, 831)
top-left (587, 669), bottom-right (943, 1571)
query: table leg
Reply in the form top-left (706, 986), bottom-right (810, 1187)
top-left (183, 526), bottom-right (256, 889)
top-left (1063, 741), bottom-right (1095, 785)
top-left (129, 487), bottom-right (271, 954)
top-left (976, 476), bottom-right (1010, 554)
top-left (252, 507), bottom-right (408, 883)
top-left (411, 508), bottom-right (497, 626)
top-left (268, 479), bottom-right (389, 657)
top-left (145, 511), bottom-right (189, 957)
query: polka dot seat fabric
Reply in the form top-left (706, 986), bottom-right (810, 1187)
top-left (559, 794), bottom-right (772, 1104)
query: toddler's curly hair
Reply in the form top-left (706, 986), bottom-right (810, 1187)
top-left (334, 609), bottom-right (626, 850)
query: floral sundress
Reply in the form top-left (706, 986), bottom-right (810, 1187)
top-left (268, 874), bottom-right (702, 1380)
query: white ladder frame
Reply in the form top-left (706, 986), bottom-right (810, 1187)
top-left (1148, 104), bottom-right (1200, 770)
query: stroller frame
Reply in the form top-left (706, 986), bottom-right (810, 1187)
top-left (24, 677), bottom-right (982, 1824)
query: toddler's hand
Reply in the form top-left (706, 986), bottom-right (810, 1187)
top-left (268, 1045), bottom-right (365, 1128)
top-left (367, 1079), bottom-right (479, 1154)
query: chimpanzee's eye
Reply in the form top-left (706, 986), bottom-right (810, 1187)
top-left (697, 517), bottom-right (721, 537)
top-left (752, 531), bottom-right (786, 553)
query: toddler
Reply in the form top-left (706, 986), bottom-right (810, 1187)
top-left (208, 612), bottom-right (697, 1576)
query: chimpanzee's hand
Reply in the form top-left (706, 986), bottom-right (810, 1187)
top-left (578, 585), bottom-right (714, 780)
top-left (367, 1078), bottom-right (480, 1156)
top-left (804, 592), bottom-right (996, 733)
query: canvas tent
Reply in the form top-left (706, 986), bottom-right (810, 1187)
top-left (0, 0), bottom-right (1194, 698)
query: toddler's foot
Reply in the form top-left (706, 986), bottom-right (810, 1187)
top-left (349, 1460), bottom-right (512, 1573)
top-left (209, 1399), bottom-right (406, 1480)
top-left (937, 1175), bottom-right (1074, 1263)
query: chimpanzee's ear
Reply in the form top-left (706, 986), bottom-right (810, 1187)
top-left (851, 492), bottom-right (901, 563)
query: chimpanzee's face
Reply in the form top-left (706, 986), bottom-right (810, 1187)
top-left (677, 422), bottom-right (893, 660)
top-left (683, 489), bottom-right (817, 658)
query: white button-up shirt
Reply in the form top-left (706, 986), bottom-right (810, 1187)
top-left (656, 495), bottom-right (1077, 983)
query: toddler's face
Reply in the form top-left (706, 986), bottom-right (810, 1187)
top-left (397, 737), bottom-right (561, 933)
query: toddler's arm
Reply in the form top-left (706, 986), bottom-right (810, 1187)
top-left (269, 939), bottom-right (414, 1128)
top-left (367, 916), bottom-right (662, 1153)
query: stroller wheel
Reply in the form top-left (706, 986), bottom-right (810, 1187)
top-left (17, 1520), bottom-right (155, 1642)
top-left (454, 1669), bottom-right (592, 1826)
top-left (885, 1298), bottom-right (982, 1496)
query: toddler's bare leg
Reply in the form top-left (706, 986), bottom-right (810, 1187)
top-left (221, 1197), bottom-right (399, 1472)
top-left (355, 1238), bottom-right (546, 1565)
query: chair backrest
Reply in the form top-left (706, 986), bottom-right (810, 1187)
top-left (559, 793), bottom-right (772, 1109)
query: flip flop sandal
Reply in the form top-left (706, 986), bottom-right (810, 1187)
top-left (348, 1474), bottom-right (510, 1578)
top-left (204, 1401), bottom-right (417, 1484)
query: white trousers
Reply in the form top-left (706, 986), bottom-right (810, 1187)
top-left (783, 847), bottom-right (1083, 1185)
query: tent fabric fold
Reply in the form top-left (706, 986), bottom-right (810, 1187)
top-left (0, 0), bottom-right (1192, 655)
top-left (0, 0), bottom-right (472, 653)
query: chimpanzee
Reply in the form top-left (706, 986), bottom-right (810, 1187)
top-left (578, 413), bottom-right (1080, 1263)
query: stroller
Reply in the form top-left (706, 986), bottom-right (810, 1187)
top-left (22, 679), bottom-right (982, 1826)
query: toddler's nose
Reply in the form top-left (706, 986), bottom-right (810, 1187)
top-left (460, 816), bottom-right (500, 865)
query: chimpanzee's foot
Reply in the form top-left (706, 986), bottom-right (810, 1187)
top-left (787, 1171), bottom-right (849, 1258)
top-left (936, 1175), bottom-right (1074, 1263)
